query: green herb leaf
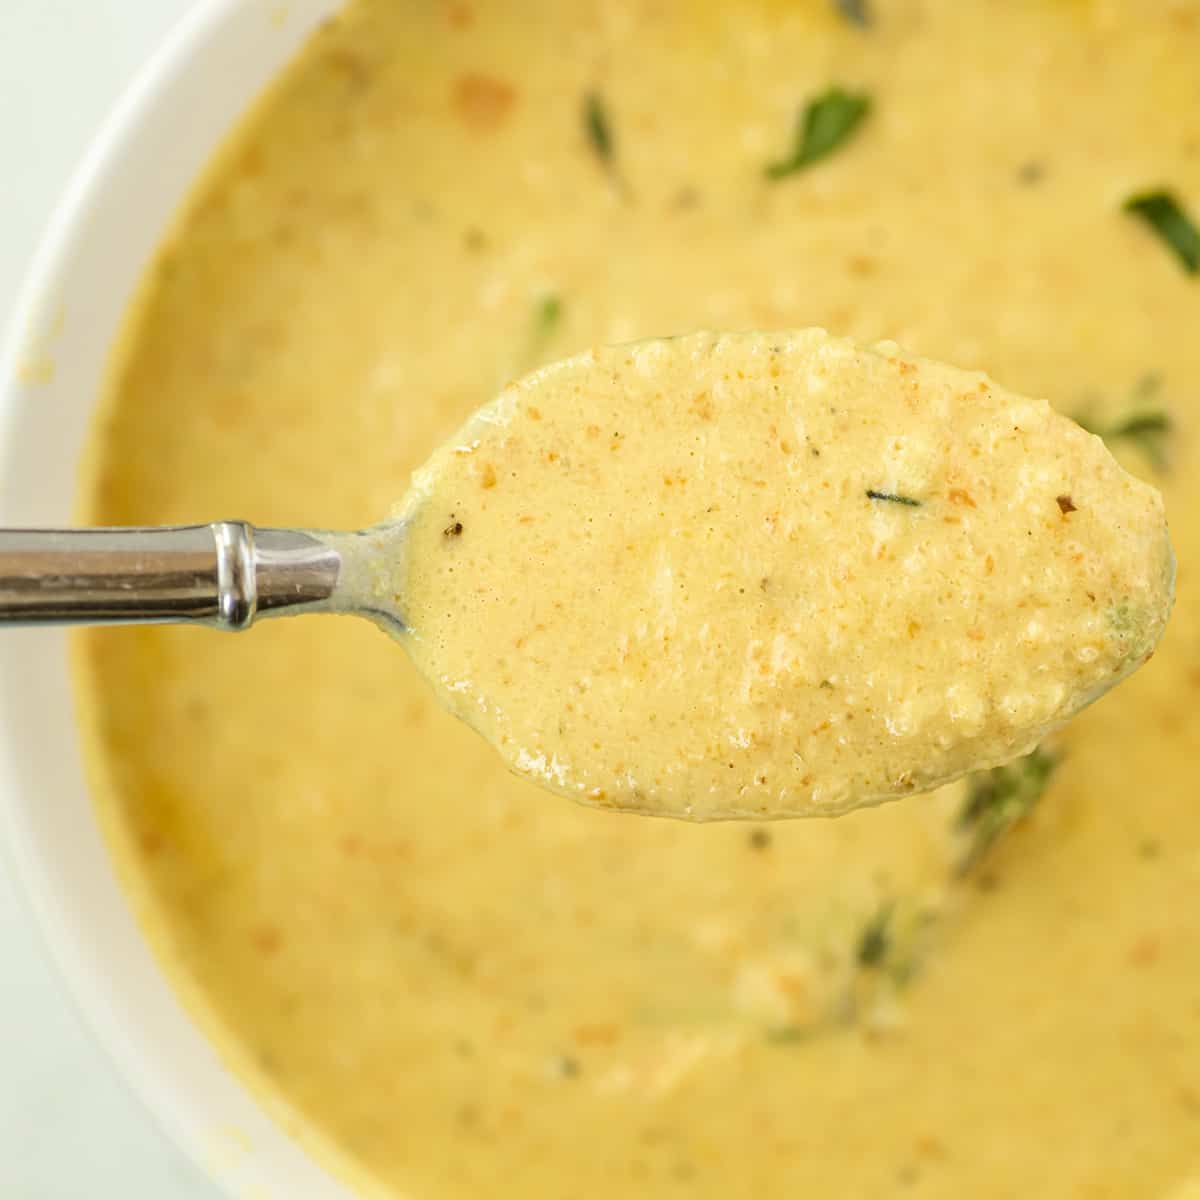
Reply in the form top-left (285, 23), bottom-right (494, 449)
top-left (523, 293), bottom-right (564, 368)
top-left (1123, 189), bottom-right (1200, 275)
top-left (1074, 374), bottom-right (1173, 470)
top-left (956, 747), bottom-right (1059, 874)
top-left (866, 489), bottom-right (920, 507)
top-left (535, 294), bottom-right (563, 338)
top-left (856, 903), bottom-right (894, 967)
top-left (1108, 410), bottom-right (1171, 439)
top-left (1104, 409), bottom-right (1173, 469)
top-left (583, 92), bottom-right (615, 166)
top-left (766, 87), bottom-right (871, 180)
top-left (845, 900), bottom-right (935, 1031)
top-left (834, 0), bottom-right (871, 26)
top-left (765, 1025), bottom-right (812, 1045)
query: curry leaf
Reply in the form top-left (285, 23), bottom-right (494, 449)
top-left (1074, 374), bottom-right (1173, 471)
top-left (856, 903), bottom-right (894, 967)
top-left (834, 0), bottom-right (872, 26)
top-left (524, 293), bottom-right (564, 367)
top-left (1123, 189), bottom-right (1200, 275)
top-left (956, 747), bottom-right (1059, 874)
top-left (583, 92), bottom-right (615, 166)
top-left (1100, 409), bottom-right (1172, 470)
top-left (766, 87), bottom-right (872, 180)
top-left (765, 1025), bottom-right (812, 1044)
top-left (535, 294), bottom-right (563, 338)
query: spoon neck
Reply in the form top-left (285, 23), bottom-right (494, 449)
top-left (249, 523), bottom-right (409, 631)
top-left (235, 524), bottom-right (346, 627)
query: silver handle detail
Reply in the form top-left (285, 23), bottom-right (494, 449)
top-left (0, 523), bottom-right (344, 629)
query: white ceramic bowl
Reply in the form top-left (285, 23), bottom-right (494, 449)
top-left (0, 2), bottom-right (362, 1195)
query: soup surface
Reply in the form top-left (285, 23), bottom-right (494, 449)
top-left (79, 1), bottom-right (1200, 1197)
top-left (396, 327), bottom-right (1172, 819)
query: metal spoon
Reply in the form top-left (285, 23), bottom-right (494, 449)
top-left (0, 521), bottom-right (404, 630)
top-left (0, 329), bottom-right (1174, 821)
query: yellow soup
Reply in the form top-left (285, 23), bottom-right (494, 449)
top-left (78, 2), bottom-right (1200, 1198)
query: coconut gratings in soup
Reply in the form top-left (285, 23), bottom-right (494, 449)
top-left (76, 2), bottom-right (1200, 1198)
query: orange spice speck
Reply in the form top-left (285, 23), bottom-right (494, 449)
top-left (1128, 935), bottom-right (1161, 967)
top-left (253, 925), bottom-right (284, 956)
top-left (453, 73), bottom-right (517, 132)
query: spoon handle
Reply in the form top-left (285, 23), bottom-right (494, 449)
top-left (0, 523), bottom-right (345, 628)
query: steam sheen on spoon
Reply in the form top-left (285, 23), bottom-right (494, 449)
top-left (0, 329), bottom-right (1173, 819)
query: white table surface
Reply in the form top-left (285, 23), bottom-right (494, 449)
top-left (0, 2), bottom-right (223, 1195)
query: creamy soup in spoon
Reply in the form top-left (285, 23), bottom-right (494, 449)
top-left (77, 1), bottom-right (1200, 1197)
top-left (395, 328), bottom-right (1171, 818)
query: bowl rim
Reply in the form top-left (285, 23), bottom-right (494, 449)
top-left (0, 2), bottom-right (356, 1196)
top-left (0, 0), bottom-right (246, 1184)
